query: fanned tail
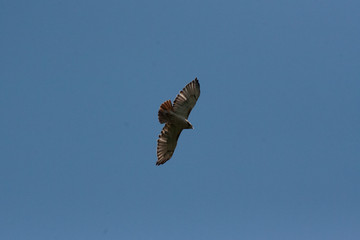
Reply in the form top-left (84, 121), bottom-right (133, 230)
top-left (158, 100), bottom-right (173, 124)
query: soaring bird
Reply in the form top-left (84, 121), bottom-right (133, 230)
top-left (156, 78), bottom-right (200, 165)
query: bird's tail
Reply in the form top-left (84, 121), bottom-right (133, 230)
top-left (158, 100), bottom-right (173, 124)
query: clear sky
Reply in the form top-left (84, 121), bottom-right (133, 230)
top-left (1, 0), bottom-right (359, 239)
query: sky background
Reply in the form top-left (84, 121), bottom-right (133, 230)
top-left (1, 0), bottom-right (360, 239)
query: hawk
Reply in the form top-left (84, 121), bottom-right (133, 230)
top-left (156, 78), bottom-right (201, 165)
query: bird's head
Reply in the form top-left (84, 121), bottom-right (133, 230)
top-left (185, 120), bottom-right (193, 129)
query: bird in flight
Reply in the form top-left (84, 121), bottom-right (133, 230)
top-left (156, 78), bottom-right (201, 165)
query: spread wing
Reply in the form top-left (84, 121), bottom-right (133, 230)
top-left (173, 78), bottom-right (200, 118)
top-left (156, 123), bottom-right (183, 165)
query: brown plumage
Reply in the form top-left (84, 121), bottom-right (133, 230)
top-left (158, 100), bottom-right (173, 124)
top-left (156, 78), bottom-right (200, 165)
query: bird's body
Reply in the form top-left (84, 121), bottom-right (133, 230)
top-left (169, 112), bottom-right (193, 129)
top-left (156, 78), bottom-right (200, 165)
top-left (159, 103), bottom-right (193, 129)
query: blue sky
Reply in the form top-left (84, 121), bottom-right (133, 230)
top-left (1, 0), bottom-right (359, 239)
